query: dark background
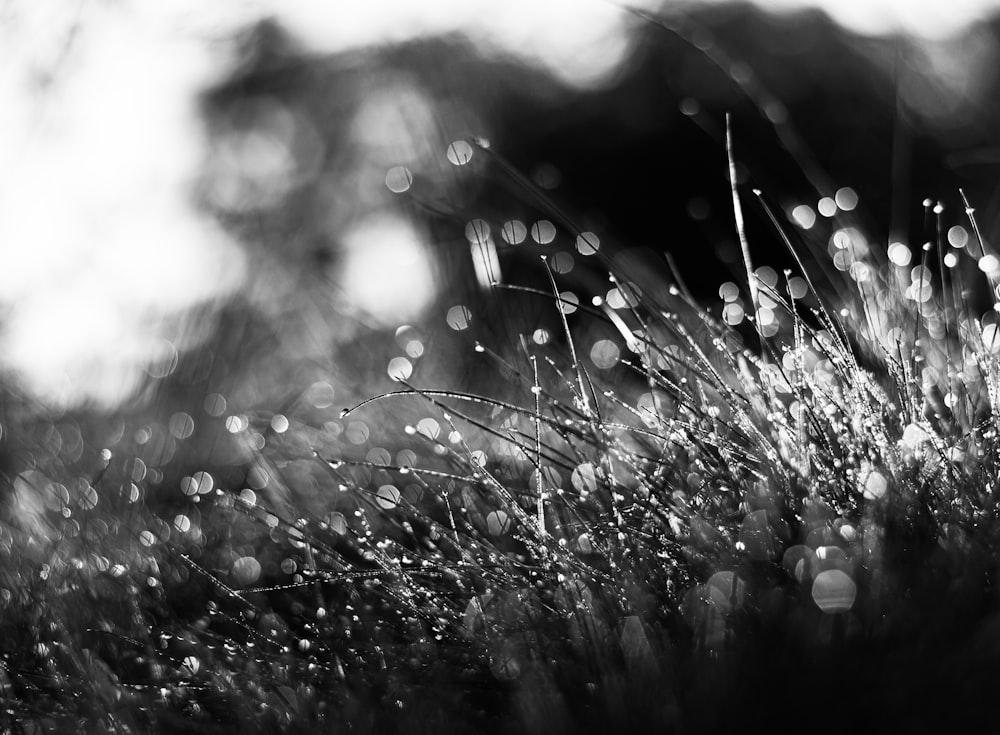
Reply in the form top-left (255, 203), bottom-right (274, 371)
top-left (203, 2), bottom-right (1000, 300)
top-left (143, 0), bottom-right (1000, 442)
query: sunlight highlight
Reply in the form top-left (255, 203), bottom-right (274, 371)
top-left (686, 0), bottom-right (1000, 38)
top-left (338, 214), bottom-right (437, 327)
top-left (0, 3), bottom-right (245, 409)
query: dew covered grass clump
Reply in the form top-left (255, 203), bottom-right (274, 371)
top-left (5, 108), bottom-right (1000, 734)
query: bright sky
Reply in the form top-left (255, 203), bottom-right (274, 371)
top-left (1, 0), bottom-right (998, 408)
top-left (734, 0), bottom-right (1000, 38)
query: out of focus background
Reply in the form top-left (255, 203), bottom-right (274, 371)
top-left (2, 0), bottom-right (1000, 412)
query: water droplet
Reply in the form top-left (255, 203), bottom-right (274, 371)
top-left (888, 242), bottom-right (912, 267)
top-left (718, 281), bottom-right (740, 302)
top-left (465, 219), bottom-right (491, 244)
top-left (232, 556), bottom-right (262, 586)
top-left (706, 571), bottom-right (746, 612)
top-left (346, 421), bottom-right (370, 445)
top-left (532, 163), bottom-right (561, 189)
top-left (636, 393), bottom-right (659, 428)
top-left (835, 187), bottom-right (858, 211)
top-left (486, 510), bottom-right (511, 536)
top-left (983, 323), bottom-right (1000, 353)
top-left (864, 471), bottom-right (888, 500)
top-left (590, 339), bottom-right (620, 369)
top-left (788, 277), bottom-right (808, 300)
top-left (404, 338), bottom-right (424, 358)
top-left (325, 512), bottom-right (348, 535)
top-left (576, 232), bottom-right (600, 256)
top-left (811, 569), bottom-right (856, 613)
top-left (416, 418), bottom-right (440, 440)
top-left (901, 423), bottom-right (932, 450)
top-left (376, 485), bottom-right (401, 509)
top-left (723, 302), bottom-right (745, 326)
top-left (757, 306), bottom-right (777, 327)
top-left (530, 219), bottom-right (557, 245)
top-left (385, 166), bottom-right (413, 193)
top-left (147, 339), bottom-right (179, 379)
top-left (755, 266), bottom-right (778, 288)
top-left (270, 414), bottom-right (290, 434)
top-left (245, 465), bottom-right (268, 491)
top-left (501, 220), bottom-right (527, 245)
top-left (446, 140), bottom-right (473, 166)
top-left (489, 641), bottom-right (524, 681)
top-left (550, 251), bottom-right (574, 274)
top-left (446, 305), bottom-right (472, 331)
top-left (204, 393), bottom-right (227, 417)
top-left (948, 225), bottom-right (969, 249)
top-left (169, 412), bottom-right (196, 440)
top-left (605, 284), bottom-right (640, 310)
top-left (387, 357), bottom-right (413, 381)
top-left (182, 471), bottom-right (211, 497)
top-left (78, 484), bottom-right (98, 510)
top-left (306, 382), bottom-right (335, 409)
top-left (571, 463), bottom-right (598, 494)
top-left (557, 291), bottom-right (579, 315)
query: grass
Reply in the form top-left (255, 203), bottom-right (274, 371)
top-left (4, 67), bottom-right (1000, 735)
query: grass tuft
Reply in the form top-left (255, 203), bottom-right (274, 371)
top-left (3, 87), bottom-right (1000, 735)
